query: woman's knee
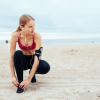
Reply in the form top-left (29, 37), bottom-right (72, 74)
top-left (14, 50), bottom-right (24, 69)
top-left (14, 50), bottom-right (23, 59)
top-left (44, 62), bottom-right (50, 73)
top-left (36, 60), bottom-right (50, 74)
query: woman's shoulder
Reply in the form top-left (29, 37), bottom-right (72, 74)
top-left (34, 31), bottom-right (41, 39)
top-left (11, 31), bottom-right (19, 42)
top-left (34, 31), bottom-right (42, 43)
top-left (12, 31), bottom-right (19, 36)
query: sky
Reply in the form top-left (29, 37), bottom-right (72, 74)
top-left (0, 0), bottom-right (100, 39)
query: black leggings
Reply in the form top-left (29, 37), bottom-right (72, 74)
top-left (13, 50), bottom-right (50, 83)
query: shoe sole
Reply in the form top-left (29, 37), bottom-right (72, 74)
top-left (16, 88), bottom-right (25, 94)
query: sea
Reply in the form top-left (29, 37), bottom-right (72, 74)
top-left (0, 38), bottom-right (100, 44)
top-left (0, 32), bottom-right (100, 43)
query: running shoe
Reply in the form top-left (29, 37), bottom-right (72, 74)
top-left (16, 85), bottom-right (25, 94)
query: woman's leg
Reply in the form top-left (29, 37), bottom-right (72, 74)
top-left (29, 59), bottom-right (50, 83)
top-left (14, 50), bottom-right (24, 83)
top-left (14, 50), bottom-right (50, 82)
top-left (35, 59), bottom-right (50, 74)
top-left (13, 50), bottom-right (30, 83)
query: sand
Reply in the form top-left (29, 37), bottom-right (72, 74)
top-left (0, 43), bottom-right (100, 100)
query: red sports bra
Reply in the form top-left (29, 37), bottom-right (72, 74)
top-left (18, 31), bottom-right (36, 50)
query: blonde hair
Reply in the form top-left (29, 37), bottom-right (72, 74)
top-left (12, 14), bottom-right (35, 34)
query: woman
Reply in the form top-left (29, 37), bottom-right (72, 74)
top-left (9, 14), bottom-right (50, 94)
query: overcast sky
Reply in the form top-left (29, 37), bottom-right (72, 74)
top-left (0, 0), bottom-right (100, 39)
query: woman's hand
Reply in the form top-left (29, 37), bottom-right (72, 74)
top-left (12, 76), bottom-right (19, 87)
top-left (19, 78), bottom-right (31, 89)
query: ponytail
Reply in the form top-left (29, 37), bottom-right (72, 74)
top-left (12, 26), bottom-right (21, 34)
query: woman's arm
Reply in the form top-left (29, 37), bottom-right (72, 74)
top-left (28, 33), bottom-right (42, 81)
top-left (9, 33), bottom-right (17, 78)
top-left (9, 56), bottom-right (16, 78)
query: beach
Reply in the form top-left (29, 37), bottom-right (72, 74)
top-left (0, 43), bottom-right (100, 100)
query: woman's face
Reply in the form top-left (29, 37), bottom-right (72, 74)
top-left (24, 20), bottom-right (35, 34)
